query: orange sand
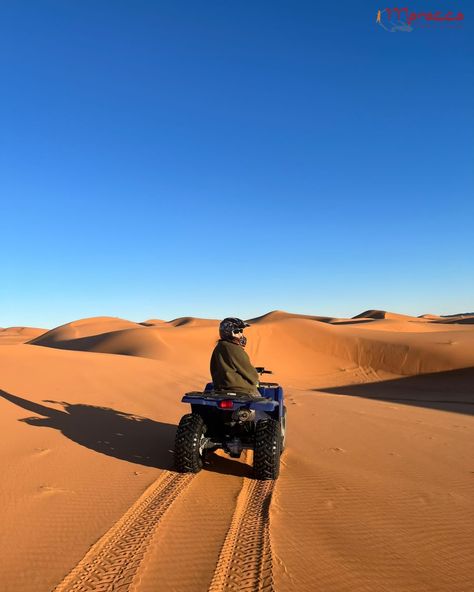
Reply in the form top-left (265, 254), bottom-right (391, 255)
top-left (0, 310), bottom-right (473, 591)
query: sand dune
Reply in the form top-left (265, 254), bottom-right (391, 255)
top-left (0, 326), bottom-right (48, 345)
top-left (0, 310), bottom-right (473, 591)
top-left (247, 309), bottom-right (330, 323)
top-left (139, 319), bottom-right (166, 326)
top-left (354, 309), bottom-right (474, 324)
top-left (352, 309), bottom-right (419, 321)
top-left (30, 327), bottom-right (173, 360)
top-left (28, 316), bottom-right (143, 346)
top-left (429, 314), bottom-right (474, 324)
top-left (168, 316), bottom-right (220, 327)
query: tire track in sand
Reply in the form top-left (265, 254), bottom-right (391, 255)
top-left (208, 478), bottom-right (275, 592)
top-left (54, 471), bottom-right (193, 592)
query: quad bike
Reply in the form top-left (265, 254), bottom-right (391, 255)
top-left (174, 368), bottom-right (287, 480)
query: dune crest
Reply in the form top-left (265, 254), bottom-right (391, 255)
top-left (247, 310), bottom-right (332, 324)
top-left (168, 316), bottom-right (219, 327)
top-left (352, 309), bottom-right (419, 321)
top-left (0, 326), bottom-right (48, 345)
top-left (27, 316), bottom-right (144, 347)
top-left (9, 310), bottom-right (472, 378)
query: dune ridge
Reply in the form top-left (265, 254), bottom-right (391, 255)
top-left (20, 311), bottom-right (474, 385)
top-left (352, 309), bottom-right (418, 321)
top-left (0, 326), bottom-right (48, 345)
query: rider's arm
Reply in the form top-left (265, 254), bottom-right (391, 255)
top-left (230, 344), bottom-right (259, 386)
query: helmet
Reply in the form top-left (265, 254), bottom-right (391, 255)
top-left (219, 317), bottom-right (250, 342)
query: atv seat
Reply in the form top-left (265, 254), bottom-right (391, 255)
top-left (204, 382), bottom-right (282, 404)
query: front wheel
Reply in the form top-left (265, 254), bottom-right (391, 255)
top-left (254, 419), bottom-right (281, 480)
top-left (174, 413), bottom-right (207, 473)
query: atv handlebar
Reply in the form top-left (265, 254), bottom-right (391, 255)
top-left (255, 367), bottom-right (273, 375)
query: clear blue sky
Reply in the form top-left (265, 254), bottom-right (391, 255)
top-left (1, 1), bottom-right (473, 328)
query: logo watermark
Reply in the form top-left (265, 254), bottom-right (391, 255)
top-left (376, 7), bottom-right (464, 32)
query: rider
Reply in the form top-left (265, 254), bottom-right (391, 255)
top-left (210, 317), bottom-right (260, 397)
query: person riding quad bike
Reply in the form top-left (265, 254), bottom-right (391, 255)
top-left (174, 316), bottom-right (286, 479)
top-left (210, 317), bottom-right (261, 398)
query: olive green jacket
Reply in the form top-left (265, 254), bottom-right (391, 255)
top-left (210, 339), bottom-right (259, 396)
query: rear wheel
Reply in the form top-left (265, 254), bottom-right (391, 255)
top-left (254, 419), bottom-right (281, 480)
top-left (280, 406), bottom-right (287, 452)
top-left (174, 413), bottom-right (207, 473)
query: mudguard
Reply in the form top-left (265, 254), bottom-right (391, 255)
top-left (182, 392), bottom-right (278, 413)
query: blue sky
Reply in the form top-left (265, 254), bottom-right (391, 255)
top-left (1, 1), bottom-right (472, 327)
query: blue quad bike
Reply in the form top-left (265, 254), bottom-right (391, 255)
top-left (174, 368), bottom-right (287, 480)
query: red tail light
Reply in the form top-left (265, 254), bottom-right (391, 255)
top-left (218, 400), bottom-right (233, 409)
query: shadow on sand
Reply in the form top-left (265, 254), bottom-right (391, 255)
top-left (0, 389), bottom-right (176, 469)
top-left (0, 389), bottom-right (254, 477)
top-left (318, 367), bottom-right (474, 416)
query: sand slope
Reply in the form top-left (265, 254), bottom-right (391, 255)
top-left (0, 310), bottom-right (473, 591)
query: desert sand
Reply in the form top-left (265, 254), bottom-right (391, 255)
top-left (0, 310), bottom-right (473, 592)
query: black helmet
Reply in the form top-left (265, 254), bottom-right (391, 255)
top-left (219, 317), bottom-right (250, 341)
